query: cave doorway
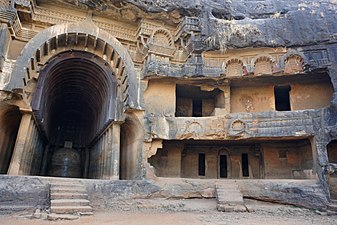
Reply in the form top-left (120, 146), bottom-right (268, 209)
top-left (32, 50), bottom-right (117, 178)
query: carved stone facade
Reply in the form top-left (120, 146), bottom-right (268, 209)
top-left (1, 0), bottom-right (337, 211)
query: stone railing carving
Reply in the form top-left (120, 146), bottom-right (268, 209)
top-left (148, 110), bottom-right (318, 141)
top-left (0, 3), bottom-right (39, 41)
top-left (144, 56), bottom-right (223, 78)
top-left (174, 16), bottom-right (200, 41)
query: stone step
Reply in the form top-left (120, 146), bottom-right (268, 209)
top-left (217, 199), bottom-right (244, 205)
top-left (327, 210), bottom-right (337, 216)
top-left (216, 192), bottom-right (244, 197)
top-left (47, 213), bottom-right (79, 221)
top-left (78, 211), bottom-right (94, 216)
top-left (217, 195), bottom-right (243, 200)
top-left (51, 199), bottom-right (90, 207)
top-left (217, 188), bottom-right (239, 192)
top-left (217, 193), bottom-right (243, 197)
top-left (217, 204), bottom-right (247, 212)
top-left (217, 189), bottom-right (241, 195)
top-left (50, 187), bottom-right (87, 193)
top-left (217, 190), bottom-right (243, 196)
top-left (47, 178), bottom-right (93, 217)
top-left (50, 183), bottom-right (85, 188)
top-left (215, 181), bottom-right (246, 212)
top-left (51, 206), bottom-right (93, 214)
top-left (327, 204), bottom-right (337, 212)
top-left (216, 184), bottom-right (239, 188)
top-left (51, 193), bottom-right (88, 200)
top-left (44, 177), bottom-right (83, 182)
top-left (217, 189), bottom-right (240, 192)
top-left (330, 199), bottom-right (337, 204)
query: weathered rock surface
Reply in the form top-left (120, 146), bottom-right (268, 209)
top-left (81, 179), bottom-right (162, 208)
top-left (47, 213), bottom-right (79, 220)
top-left (0, 176), bottom-right (49, 214)
top-left (35, 0), bottom-right (337, 50)
top-left (236, 179), bottom-right (329, 210)
top-left (154, 178), bottom-right (216, 199)
top-left (154, 178), bottom-right (329, 210)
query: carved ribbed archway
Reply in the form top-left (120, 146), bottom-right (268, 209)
top-left (7, 22), bottom-right (143, 179)
top-left (7, 21), bottom-right (140, 112)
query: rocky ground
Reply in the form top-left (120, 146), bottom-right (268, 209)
top-left (0, 198), bottom-right (336, 225)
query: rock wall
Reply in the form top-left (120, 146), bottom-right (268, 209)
top-left (38, 0), bottom-right (337, 49)
top-left (155, 178), bottom-right (328, 210)
top-left (0, 176), bottom-right (49, 214)
top-left (80, 179), bottom-right (162, 208)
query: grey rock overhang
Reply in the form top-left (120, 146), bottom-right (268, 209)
top-left (35, 0), bottom-right (337, 49)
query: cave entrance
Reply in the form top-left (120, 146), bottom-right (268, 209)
top-left (31, 50), bottom-right (118, 179)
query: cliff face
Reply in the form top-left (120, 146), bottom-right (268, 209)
top-left (36, 0), bottom-right (337, 50)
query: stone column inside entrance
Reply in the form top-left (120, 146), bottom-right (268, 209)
top-left (89, 123), bottom-right (120, 180)
top-left (7, 112), bottom-right (45, 176)
top-left (7, 112), bottom-right (32, 175)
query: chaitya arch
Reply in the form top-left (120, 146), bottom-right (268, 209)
top-left (5, 21), bottom-right (140, 111)
top-left (5, 22), bottom-right (144, 179)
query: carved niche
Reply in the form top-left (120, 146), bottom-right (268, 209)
top-left (148, 28), bottom-right (176, 57)
top-left (254, 56), bottom-right (273, 75)
top-left (225, 58), bottom-right (244, 77)
top-left (284, 54), bottom-right (304, 74)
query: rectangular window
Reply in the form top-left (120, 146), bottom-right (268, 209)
top-left (274, 85), bottom-right (291, 111)
top-left (242, 153), bottom-right (249, 177)
top-left (198, 153), bottom-right (205, 176)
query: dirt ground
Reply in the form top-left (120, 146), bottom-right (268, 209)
top-left (0, 199), bottom-right (336, 225)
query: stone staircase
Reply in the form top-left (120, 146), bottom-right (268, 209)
top-left (215, 180), bottom-right (247, 212)
top-left (46, 178), bottom-right (93, 220)
top-left (327, 199), bottom-right (337, 216)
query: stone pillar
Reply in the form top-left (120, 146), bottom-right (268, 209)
top-left (110, 123), bottom-right (120, 180)
top-left (21, 119), bottom-right (35, 174)
top-left (166, 143), bottom-right (183, 177)
top-left (223, 85), bottom-right (231, 113)
top-left (100, 123), bottom-right (120, 180)
top-left (7, 113), bottom-right (32, 175)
